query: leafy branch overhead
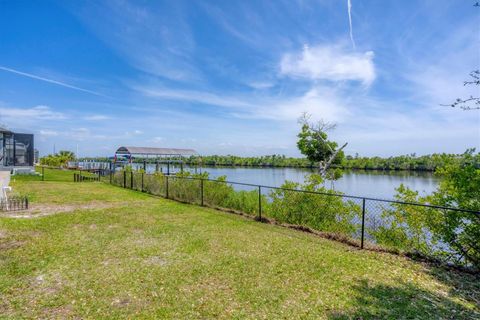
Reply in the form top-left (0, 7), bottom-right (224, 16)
top-left (442, 70), bottom-right (480, 110)
top-left (443, 2), bottom-right (480, 110)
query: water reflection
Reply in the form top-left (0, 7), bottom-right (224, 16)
top-left (185, 166), bottom-right (439, 200)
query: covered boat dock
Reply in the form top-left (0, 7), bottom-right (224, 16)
top-left (114, 146), bottom-right (197, 174)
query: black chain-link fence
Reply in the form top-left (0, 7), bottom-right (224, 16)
top-left (106, 170), bottom-right (479, 269)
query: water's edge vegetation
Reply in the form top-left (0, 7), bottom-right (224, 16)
top-left (76, 151), bottom-right (480, 171)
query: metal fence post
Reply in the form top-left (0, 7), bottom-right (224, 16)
top-left (166, 175), bottom-right (169, 198)
top-left (361, 198), bottom-right (366, 249)
top-left (200, 179), bottom-right (204, 206)
top-left (258, 186), bottom-right (262, 220)
top-left (98, 170), bottom-right (101, 181)
top-left (123, 171), bottom-right (126, 188)
top-left (25, 197), bottom-right (28, 210)
top-left (42, 166), bottom-right (44, 181)
top-left (130, 171), bottom-right (134, 189)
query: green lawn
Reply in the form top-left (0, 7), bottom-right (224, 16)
top-left (11, 166), bottom-right (97, 183)
top-left (0, 179), bottom-right (478, 319)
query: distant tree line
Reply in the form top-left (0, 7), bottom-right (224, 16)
top-left (184, 152), bottom-right (480, 172)
top-left (77, 152), bottom-right (480, 172)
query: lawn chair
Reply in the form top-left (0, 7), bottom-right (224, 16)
top-left (0, 171), bottom-right (11, 210)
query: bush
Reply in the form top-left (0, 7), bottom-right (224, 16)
top-left (266, 174), bottom-right (359, 235)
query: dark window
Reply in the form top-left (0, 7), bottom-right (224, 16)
top-left (4, 134), bottom-right (14, 166)
top-left (0, 133), bottom-right (3, 165)
top-left (13, 134), bottom-right (34, 166)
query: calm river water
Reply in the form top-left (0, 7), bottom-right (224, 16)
top-left (129, 163), bottom-right (439, 200)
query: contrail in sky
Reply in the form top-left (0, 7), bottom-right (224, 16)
top-left (347, 0), bottom-right (356, 49)
top-left (0, 65), bottom-right (105, 97)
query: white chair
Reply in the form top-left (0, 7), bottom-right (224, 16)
top-left (2, 186), bottom-right (11, 210)
top-left (0, 171), bottom-right (11, 210)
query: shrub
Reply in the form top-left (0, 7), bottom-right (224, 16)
top-left (266, 174), bottom-right (359, 235)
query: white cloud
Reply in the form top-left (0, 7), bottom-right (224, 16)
top-left (247, 81), bottom-right (275, 89)
top-left (0, 66), bottom-right (105, 97)
top-left (39, 129), bottom-right (59, 137)
top-left (83, 114), bottom-right (110, 121)
top-left (124, 129), bottom-right (143, 137)
top-left (137, 83), bottom-right (349, 123)
top-left (0, 105), bottom-right (66, 121)
top-left (347, 0), bottom-right (355, 49)
top-left (280, 44), bottom-right (375, 85)
top-left (69, 128), bottom-right (107, 141)
top-left (137, 86), bottom-right (256, 109)
top-left (72, 1), bottom-right (198, 82)
top-left (263, 86), bottom-right (351, 122)
top-left (150, 136), bottom-right (164, 143)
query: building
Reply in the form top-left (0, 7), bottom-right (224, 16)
top-left (0, 127), bottom-right (34, 169)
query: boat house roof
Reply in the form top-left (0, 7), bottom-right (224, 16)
top-left (0, 126), bottom-right (12, 133)
top-left (115, 146), bottom-right (197, 157)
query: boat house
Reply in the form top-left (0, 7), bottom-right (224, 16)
top-left (114, 146), bottom-right (197, 174)
top-left (115, 146), bottom-right (197, 161)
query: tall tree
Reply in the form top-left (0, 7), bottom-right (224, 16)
top-left (297, 112), bottom-right (348, 177)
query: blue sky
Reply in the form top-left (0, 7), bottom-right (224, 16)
top-left (0, 0), bottom-right (478, 157)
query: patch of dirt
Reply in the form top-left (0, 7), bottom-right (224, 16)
top-left (132, 235), bottom-right (160, 248)
top-left (31, 272), bottom-right (65, 296)
top-left (40, 305), bottom-right (74, 319)
top-left (111, 297), bottom-right (131, 308)
top-left (144, 256), bottom-right (168, 266)
top-left (0, 201), bottom-right (145, 219)
top-left (101, 258), bottom-right (120, 266)
top-left (132, 228), bottom-right (144, 235)
top-left (0, 240), bottom-right (24, 250)
top-left (180, 277), bottom-right (240, 314)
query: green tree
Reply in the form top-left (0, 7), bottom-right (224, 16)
top-left (40, 150), bottom-right (75, 167)
top-left (381, 149), bottom-right (480, 268)
top-left (296, 112), bottom-right (347, 178)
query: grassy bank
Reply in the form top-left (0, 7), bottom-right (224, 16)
top-left (0, 178), bottom-right (478, 319)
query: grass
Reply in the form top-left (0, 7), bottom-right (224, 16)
top-left (0, 176), bottom-right (479, 319)
top-left (11, 166), bottom-right (97, 183)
